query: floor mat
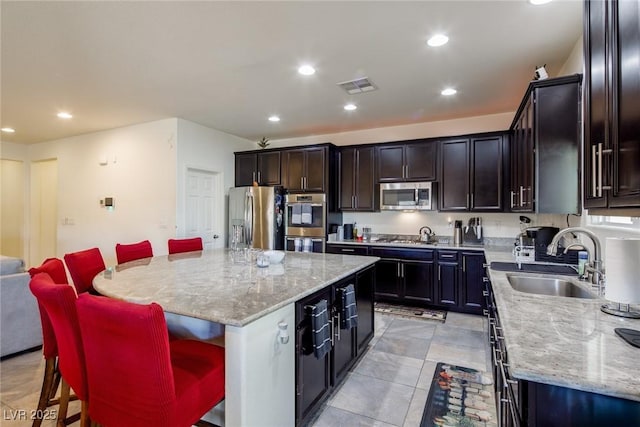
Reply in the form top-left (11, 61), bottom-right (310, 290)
top-left (421, 362), bottom-right (497, 427)
top-left (374, 302), bottom-right (447, 322)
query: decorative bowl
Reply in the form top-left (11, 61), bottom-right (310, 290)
top-left (264, 250), bottom-right (285, 264)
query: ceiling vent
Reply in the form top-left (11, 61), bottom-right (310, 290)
top-left (337, 77), bottom-right (377, 94)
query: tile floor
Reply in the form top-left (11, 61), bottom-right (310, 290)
top-left (0, 311), bottom-right (490, 427)
top-left (310, 311), bottom-right (491, 427)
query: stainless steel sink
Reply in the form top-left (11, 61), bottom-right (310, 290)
top-left (506, 274), bottom-right (596, 299)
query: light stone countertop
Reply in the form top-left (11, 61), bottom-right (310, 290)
top-left (93, 249), bottom-right (379, 327)
top-left (484, 248), bottom-right (640, 403)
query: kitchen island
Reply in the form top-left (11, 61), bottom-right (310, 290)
top-left (93, 249), bottom-right (379, 427)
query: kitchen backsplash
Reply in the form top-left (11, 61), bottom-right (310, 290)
top-left (340, 211), bottom-right (577, 241)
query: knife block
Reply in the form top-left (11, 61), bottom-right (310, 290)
top-left (462, 226), bottom-right (483, 245)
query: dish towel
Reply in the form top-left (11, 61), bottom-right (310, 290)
top-left (291, 203), bottom-right (302, 225)
top-left (311, 299), bottom-right (332, 359)
top-left (301, 203), bottom-right (313, 225)
top-left (340, 284), bottom-right (358, 330)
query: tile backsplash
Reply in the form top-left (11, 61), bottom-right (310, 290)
top-left (340, 211), bottom-right (576, 242)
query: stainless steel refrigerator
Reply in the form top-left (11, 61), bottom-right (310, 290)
top-left (228, 186), bottom-right (284, 250)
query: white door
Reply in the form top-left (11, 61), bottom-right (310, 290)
top-left (0, 159), bottom-right (25, 259)
top-left (30, 159), bottom-right (58, 267)
top-left (185, 168), bottom-right (223, 249)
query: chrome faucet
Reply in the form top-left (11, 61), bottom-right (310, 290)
top-left (547, 227), bottom-right (605, 295)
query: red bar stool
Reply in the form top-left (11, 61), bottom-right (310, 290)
top-left (115, 240), bottom-right (153, 264)
top-left (28, 258), bottom-right (78, 427)
top-left (168, 237), bottom-right (203, 254)
top-left (76, 294), bottom-right (225, 427)
top-left (29, 273), bottom-right (89, 427)
top-left (63, 248), bottom-right (106, 294)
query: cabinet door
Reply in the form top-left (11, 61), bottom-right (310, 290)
top-left (440, 138), bottom-right (470, 211)
top-left (355, 265), bottom-right (375, 351)
top-left (403, 260), bottom-right (435, 304)
top-left (405, 142), bottom-right (436, 181)
top-left (304, 148), bottom-right (326, 192)
top-left (295, 288), bottom-right (332, 425)
top-left (377, 145), bottom-right (405, 182)
top-left (522, 98), bottom-right (535, 211)
top-left (235, 153), bottom-right (257, 186)
top-left (257, 151), bottom-right (281, 186)
top-left (283, 150), bottom-right (305, 191)
top-left (461, 252), bottom-right (486, 314)
top-left (354, 147), bottom-right (376, 210)
top-left (339, 148), bottom-right (356, 210)
top-left (374, 259), bottom-right (401, 301)
top-left (333, 278), bottom-right (356, 384)
top-left (471, 136), bottom-right (503, 211)
top-left (610, 0), bottom-right (640, 207)
top-left (584, 0), bottom-right (609, 208)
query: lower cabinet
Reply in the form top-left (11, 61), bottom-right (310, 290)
top-left (486, 279), bottom-right (640, 426)
top-left (436, 250), bottom-right (486, 314)
top-left (295, 265), bottom-right (375, 426)
top-left (370, 247), bottom-right (435, 305)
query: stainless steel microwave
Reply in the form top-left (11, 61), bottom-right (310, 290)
top-left (380, 182), bottom-right (433, 211)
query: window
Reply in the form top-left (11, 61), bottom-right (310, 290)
top-left (588, 215), bottom-right (640, 231)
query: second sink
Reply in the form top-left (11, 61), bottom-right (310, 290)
top-left (507, 274), bottom-right (596, 299)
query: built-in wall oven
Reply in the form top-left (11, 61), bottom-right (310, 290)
top-left (285, 193), bottom-right (327, 253)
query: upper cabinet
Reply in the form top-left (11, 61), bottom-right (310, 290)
top-left (509, 75), bottom-right (582, 213)
top-left (338, 146), bottom-right (377, 211)
top-left (377, 140), bottom-right (437, 182)
top-left (439, 133), bottom-right (507, 212)
top-left (584, 0), bottom-right (640, 209)
top-left (281, 145), bottom-right (330, 193)
top-left (234, 151), bottom-right (281, 187)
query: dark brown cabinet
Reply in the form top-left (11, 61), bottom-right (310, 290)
top-left (295, 265), bottom-right (375, 426)
top-left (339, 146), bottom-right (377, 211)
top-left (460, 252), bottom-right (486, 313)
top-left (282, 146), bottom-right (328, 192)
top-left (370, 247), bottom-right (435, 305)
top-left (377, 140), bottom-right (437, 182)
top-left (509, 75), bottom-right (582, 213)
top-left (584, 0), bottom-right (640, 209)
top-left (234, 151), bottom-right (281, 187)
top-left (435, 250), bottom-right (460, 308)
top-left (439, 133), bottom-right (506, 212)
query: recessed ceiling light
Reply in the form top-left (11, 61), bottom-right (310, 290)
top-left (268, 115), bottom-right (280, 122)
top-left (343, 103), bottom-right (357, 111)
top-left (1, 127), bottom-right (15, 133)
top-left (57, 112), bottom-right (73, 119)
top-left (441, 88), bottom-right (457, 96)
top-left (529, 0), bottom-right (552, 4)
top-left (298, 65), bottom-right (316, 76)
top-left (427, 34), bottom-right (449, 47)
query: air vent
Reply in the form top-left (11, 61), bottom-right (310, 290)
top-left (337, 77), bottom-right (377, 94)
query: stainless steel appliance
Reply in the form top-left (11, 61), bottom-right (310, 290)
top-left (380, 182), bottom-right (433, 210)
top-left (228, 186), bottom-right (284, 250)
top-left (285, 193), bottom-right (327, 253)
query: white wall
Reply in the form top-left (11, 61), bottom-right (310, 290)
top-left (27, 119), bottom-right (178, 266)
top-left (175, 119), bottom-right (254, 245)
top-left (558, 36), bottom-right (584, 76)
top-left (269, 112), bottom-right (513, 148)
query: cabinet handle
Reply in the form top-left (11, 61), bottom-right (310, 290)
top-left (257, 171), bottom-right (261, 183)
top-left (510, 190), bottom-right (516, 208)
top-left (519, 186), bottom-right (525, 207)
top-left (301, 177), bottom-right (304, 189)
top-left (401, 264), bottom-right (404, 278)
top-left (591, 144), bottom-right (598, 197)
top-left (341, 248), bottom-right (355, 253)
top-left (438, 265), bottom-right (441, 281)
top-left (466, 193), bottom-right (470, 209)
top-left (463, 257), bottom-right (466, 272)
top-left (483, 290), bottom-right (489, 297)
top-left (336, 312), bottom-right (341, 341)
top-left (470, 193), bottom-right (474, 209)
top-left (354, 195), bottom-right (357, 208)
top-left (397, 263), bottom-right (401, 277)
top-left (252, 171), bottom-right (256, 183)
top-left (482, 277), bottom-right (489, 283)
top-left (483, 263), bottom-right (489, 268)
top-left (597, 143), bottom-right (603, 197)
top-left (482, 309), bottom-right (489, 316)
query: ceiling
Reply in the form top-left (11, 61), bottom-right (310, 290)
top-left (1, 1), bottom-right (582, 145)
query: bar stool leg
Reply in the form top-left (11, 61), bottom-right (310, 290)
top-left (56, 380), bottom-right (70, 427)
top-left (79, 401), bottom-right (90, 427)
top-left (33, 358), bottom-right (57, 427)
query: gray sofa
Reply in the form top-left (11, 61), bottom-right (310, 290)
top-left (0, 255), bottom-right (42, 357)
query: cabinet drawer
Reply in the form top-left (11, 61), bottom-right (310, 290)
top-left (326, 245), bottom-right (368, 255)
top-left (437, 250), bottom-right (460, 261)
top-left (370, 247), bottom-right (434, 261)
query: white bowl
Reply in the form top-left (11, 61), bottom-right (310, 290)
top-left (264, 250), bottom-right (285, 264)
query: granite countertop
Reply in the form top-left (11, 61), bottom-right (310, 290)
top-left (327, 237), bottom-right (496, 251)
top-left (93, 249), bottom-right (379, 327)
top-left (484, 248), bottom-right (640, 403)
